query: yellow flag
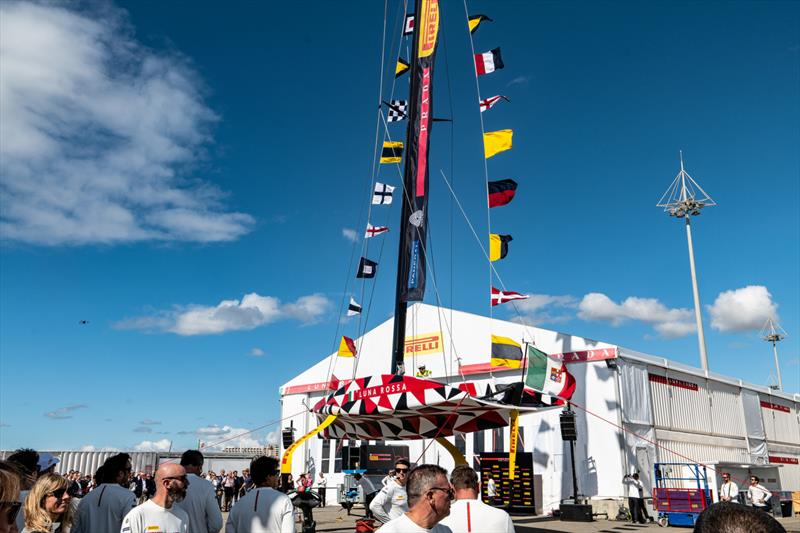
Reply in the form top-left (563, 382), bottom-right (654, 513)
top-left (489, 234), bottom-right (512, 262)
top-left (484, 129), bottom-right (513, 159)
top-left (381, 141), bottom-right (404, 164)
top-left (396, 58), bottom-right (410, 77)
top-left (338, 336), bottom-right (357, 357)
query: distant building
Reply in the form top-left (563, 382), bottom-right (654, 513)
top-left (222, 445), bottom-right (279, 458)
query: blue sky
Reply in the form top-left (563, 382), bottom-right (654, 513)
top-left (1, 0), bottom-right (797, 453)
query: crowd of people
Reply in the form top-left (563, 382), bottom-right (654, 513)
top-left (0, 448), bottom-right (790, 533)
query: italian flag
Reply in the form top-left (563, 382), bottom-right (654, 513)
top-left (524, 346), bottom-right (576, 401)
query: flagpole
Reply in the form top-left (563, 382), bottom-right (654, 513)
top-left (518, 341), bottom-right (529, 406)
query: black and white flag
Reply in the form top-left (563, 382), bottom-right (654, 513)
top-left (385, 100), bottom-right (408, 122)
top-left (372, 182), bottom-right (395, 205)
top-left (347, 297), bottom-right (362, 316)
top-left (357, 257), bottom-right (378, 278)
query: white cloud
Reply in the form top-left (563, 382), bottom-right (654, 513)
top-left (0, 2), bottom-right (253, 245)
top-left (80, 444), bottom-right (120, 452)
top-left (342, 228), bottom-right (358, 242)
top-left (578, 293), bottom-right (695, 338)
top-left (508, 293), bottom-right (576, 326)
top-left (139, 419), bottom-right (161, 425)
top-left (507, 75), bottom-right (531, 87)
top-left (44, 404), bottom-right (87, 419)
top-left (249, 347), bottom-right (265, 357)
top-left (115, 292), bottom-right (332, 335)
top-left (708, 285), bottom-right (778, 332)
top-left (134, 439), bottom-right (172, 452)
top-left (182, 424), bottom-right (275, 450)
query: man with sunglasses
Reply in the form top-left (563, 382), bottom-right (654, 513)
top-left (440, 466), bottom-right (514, 533)
top-left (369, 459), bottom-right (410, 524)
top-left (378, 464), bottom-right (453, 533)
top-left (71, 454), bottom-right (135, 533)
top-left (121, 463), bottom-right (189, 533)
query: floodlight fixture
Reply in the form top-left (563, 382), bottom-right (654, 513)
top-left (760, 317), bottom-right (788, 391)
top-left (656, 152), bottom-right (716, 372)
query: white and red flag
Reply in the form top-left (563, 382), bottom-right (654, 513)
top-left (491, 286), bottom-right (529, 306)
top-left (474, 48), bottom-right (504, 76)
top-left (479, 95), bottom-right (510, 112)
top-left (365, 223), bottom-right (389, 238)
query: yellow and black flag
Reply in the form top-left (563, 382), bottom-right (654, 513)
top-left (489, 234), bottom-right (512, 261)
top-left (491, 335), bottom-right (523, 368)
top-left (468, 14), bottom-right (493, 34)
top-left (396, 58), bottom-right (410, 77)
top-left (484, 129), bottom-right (513, 159)
top-left (381, 141), bottom-right (404, 164)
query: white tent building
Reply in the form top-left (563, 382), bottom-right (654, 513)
top-left (280, 304), bottom-right (800, 514)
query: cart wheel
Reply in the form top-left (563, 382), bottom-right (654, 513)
top-left (657, 516), bottom-right (669, 527)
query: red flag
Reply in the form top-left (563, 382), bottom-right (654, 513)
top-left (365, 223), bottom-right (389, 238)
top-left (491, 287), bottom-right (529, 306)
top-left (488, 179), bottom-right (518, 208)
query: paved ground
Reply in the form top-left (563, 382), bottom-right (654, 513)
top-left (260, 505), bottom-right (800, 533)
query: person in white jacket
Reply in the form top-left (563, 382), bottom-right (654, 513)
top-left (225, 456), bottom-right (294, 533)
top-left (72, 454), bottom-right (135, 533)
top-left (440, 466), bottom-right (514, 533)
top-left (369, 459), bottom-right (410, 523)
top-left (747, 476), bottom-right (772, 512)
top-left (719, 473), bottom-right (740, 503)
top-left (174, 450), bottom-right (222, 533)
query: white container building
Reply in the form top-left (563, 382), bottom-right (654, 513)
top-left (280, 304), bottom-right (800, 513)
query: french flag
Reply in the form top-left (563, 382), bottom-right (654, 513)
top-left (474, 47), bottom-right (504, 76)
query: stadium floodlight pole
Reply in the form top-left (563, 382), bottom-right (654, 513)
top-left (760, 318), bottom-right (788, 391)
top-left (657, 152), bottom-right (716, 372)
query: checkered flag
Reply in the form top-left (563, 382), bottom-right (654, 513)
top-left (385, 100), bottom-right (408, 122)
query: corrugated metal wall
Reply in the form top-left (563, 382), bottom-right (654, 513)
top-left (709, 381), bottom-right (746, 437)
top-left (657, 440), bottom-right (750, 466)
top-left (760, 395), bottom-right (800, 445)
top-left (0, 451), bottom-right (159, 475)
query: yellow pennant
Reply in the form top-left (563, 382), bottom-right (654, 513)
top-left (484, 129), bottom-right (513, 159)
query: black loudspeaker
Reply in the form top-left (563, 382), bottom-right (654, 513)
top-left (559, 503), bottom-right (593, 522)
top-left (281, 428), bottom-right (295, 448)
top-left (560, 411), bottom-right (577, 441)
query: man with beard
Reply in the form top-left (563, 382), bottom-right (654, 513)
top-left (378, 464), bottom-right (453, 533)
top-left (174, 450), bottom-right (222, 533)
top-left (72, 453), bottom-right (136, 533)
top-left (121, 463), bottom-right (190, 533)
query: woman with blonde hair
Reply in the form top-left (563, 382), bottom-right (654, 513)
top-left (0, 460), bottom-right (22, 533)
top-left (22, 474), bottom-right (72, 533)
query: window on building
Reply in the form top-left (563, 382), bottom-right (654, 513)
top-left (473, 430), bottom-right (485, 455)
top-left (492, 427), bottom-right (504, 452)
top-left (455, 433), bottom-right (466, 456)
top-left (334, 440), bottom-right (343, 473)
top-left (321, 440), bottom-right (331, 474)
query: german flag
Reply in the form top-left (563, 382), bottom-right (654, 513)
top-left (489, 234), bottom-right (512, 261)
top-left (396, 58), bottom-right (410, 77)
top-left (491, 335), bottom-right (523, 368)
top-left (381, 141), bottom-right (404, 164)
top-left (338, 336), bottom-right (357, 357)
top-left (488, 179), bottom-right (518, 208)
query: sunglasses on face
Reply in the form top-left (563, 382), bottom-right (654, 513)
top-left (1, 501), bottom-right (22, 523)
top-left (47, 488), bottom-right (70, 499)
top-left (429, 487), bottom-right (455, 500)
top-left (395, 468), bottom-right (409, 474)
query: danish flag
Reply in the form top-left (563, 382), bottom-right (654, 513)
top-left (491, 287), bottom-right (529, 306)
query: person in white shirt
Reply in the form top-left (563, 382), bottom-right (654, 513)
top-left (225, 456), bottom-right (294, 533)
top-left (719, 473), bottom-right (740, 503)
top-left (174, 450), bottom-right (222, 533)
top-left (379, 464), bottom-right (453, 533)
top-left (747, 475), bottom-right (772, 512)
top-left (317, 472), bottom-right (327, 507)
top-left (370, 459), bottom-right (410, 523)
top-left (440, 466), bottom-right (514, 533)
top-left (72, 454), bottom-right (136, 533)
top-left (485, 476), bottom-right (496, 506)
top-left (353, 473), bottom-right (378, 518)
top-left (120, 463), bottom-right (190, 533)
top-left (622, 473), bottom-right (650, 524)
top-left (381, 470), bottom-right (395, 487)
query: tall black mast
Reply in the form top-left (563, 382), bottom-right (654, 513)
top-left (390, 0), bottom-right (439, 374)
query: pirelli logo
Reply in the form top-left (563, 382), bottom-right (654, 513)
top-left (418, 0), bottom-right (439, 58)
top-left (404, 331), bottom-right (442, 356)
